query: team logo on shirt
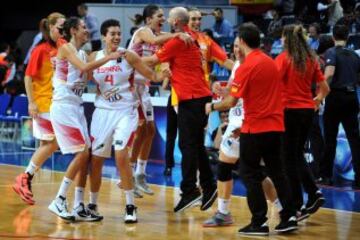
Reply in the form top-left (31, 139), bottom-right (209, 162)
top-left (103, 87), bottom-right (122, 102)
top-left (231, 85), bottom-right (239, 93)
top-left (115, 140), bottom-right (123, 146)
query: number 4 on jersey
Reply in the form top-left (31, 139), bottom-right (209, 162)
top-left (105, 75), bottom-right (114, 85)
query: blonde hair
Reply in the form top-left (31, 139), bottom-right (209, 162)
top-left (39, 12), bottom-right (65, 44)
top-left (283, 24), bottom-right (315, 72)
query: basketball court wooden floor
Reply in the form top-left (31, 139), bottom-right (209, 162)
top-left (0, 163), bottom-right (359, 240)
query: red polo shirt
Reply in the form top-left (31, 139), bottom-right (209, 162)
top-left (155, 26), bottom-right (212, 102)
top-left (275, 51), bottom-right (325, 109)
top-left (230, 49), bottom-right (284, 133)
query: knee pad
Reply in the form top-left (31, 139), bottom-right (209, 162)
top-left (217, 161), bottom-right (235, 182)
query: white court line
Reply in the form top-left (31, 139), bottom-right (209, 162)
top-left (1, 163), bottom-right (360, 215)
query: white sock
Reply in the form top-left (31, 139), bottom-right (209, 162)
top-left (25, 161), bottom-right (38, 176)
top-left (135, 159), bottom-right (147, 175)
top-left (74, 187), bottom-right (85, 208)
top-left (56, 177), bottom-right (72, 199)
top-left (124, 190), bottom-right (135, 205)
top-left (218, 198), bottom-right (230, 214)
top-left (273, 198), bottom-right (283, 211)
top-left (90, 192), bottom-right (99, 205)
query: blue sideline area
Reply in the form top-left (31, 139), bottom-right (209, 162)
top-left (1, 141), bottom-right (360, 213)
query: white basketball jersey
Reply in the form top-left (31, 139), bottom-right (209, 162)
top-left (228, 60), bottom-right (244, 126)
top-left (93, 47), bottom-right (137, 110)
top-left (128, 26), bottom-right (158, 85)
top-left (52, 48), bottom-right (87, 104)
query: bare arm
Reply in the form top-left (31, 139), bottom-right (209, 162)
top-left (324, 65), bottom-right (335, 85)
top-left (314, 80), bottom-right (330, 110)
top-left (138, 28), bottom-right (192, 45)
top-left (59, 44), bottom-right (122, 72)
top-left (24, 75), bottom-right (38, 118)
top-left (205, 95), bottom-right (238, 114)
top-left (142, 55), bottom-right (161, 67)
top-left (126, 50), bottom-right (167, 83)
top-left (222, 59), bottom-right (234, 71)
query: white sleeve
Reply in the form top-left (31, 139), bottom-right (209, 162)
top-left (317, 3), bottom-right (328, 11)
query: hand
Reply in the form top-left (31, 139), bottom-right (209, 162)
top-left (212, 82), bottom-right (227, 97)
top-left (178, 33), bottom-right (193, 45)
top-left (205, 102), bottom-right (212, 115)
top-left (162, 78), bottom-right (169, 90)
top-left (28, 102), bottom-right (39, 118)
top-left (108, 50), bottom-right (125, 61)
top-left (161, 67), bottom-right (172, 79)
top-left (313, 96), bottom-right (322, 111)
top-left (230, 127), bottom-right (241, 138)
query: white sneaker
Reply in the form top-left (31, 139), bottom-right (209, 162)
top-left (117, 180), bottom-right (143, 198)
top-left (135, 174), bottom-right (154, 195)
top-left (48, 197), bottom-right (75, 221)
top-left (73, 203), bottom-right (103, 222)
top-left (124, 204), bottom-right (137, 224)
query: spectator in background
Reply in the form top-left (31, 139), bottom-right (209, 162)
top-left (267, 9), bottom-right (283, 36)
top-left (77, 3), bottom-right (101, 51)
top-left (308, 23), bottom-right (321, 51)
top-left (317, 0), bottom-right (344, 30)
top-left (270, 27), bottom-right (283, 58)
top-left (23, 19), bottom-right (44, 66)
top-left (212, 8), bottom-right (234, 43)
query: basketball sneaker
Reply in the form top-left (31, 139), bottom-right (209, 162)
top-left (135, 173), bottom-right (154, 195)
top-left (48, 196), bottom-right (75, 221)
top-left (87, 203), bottom-right (104, 221)
top-left (203, 211), bottom-right (234, 227)
top-left (13, 173), bottom-right (35, 205)
top-left (124, 204), bottom-right (137, 224)
top-left (72, 203), bottom-right (103, 222)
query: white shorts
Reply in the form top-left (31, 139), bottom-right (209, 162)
top-left (135, 84), bottom-right (154, 122)
top-left (91, 107), bottom-right (138, 158)
top-left (50, 102), bottom-right (90, 154)
top-left (220, 124), bottom-right (240, 159)
top-left (33, 113), bottom-right (55, 141)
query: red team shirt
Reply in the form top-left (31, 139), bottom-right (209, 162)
top-left (230, 49), bottom-right (284, 133)
top-left (156, 26), bottom-right (212, 102)
top-left (275, 52), bottom-right (325, 109)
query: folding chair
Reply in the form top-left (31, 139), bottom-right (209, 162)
top-left (0, 94), bottom-right (28, 141)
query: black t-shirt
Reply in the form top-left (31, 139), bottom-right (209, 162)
top-left (324, 46), bottom-right (360, 90)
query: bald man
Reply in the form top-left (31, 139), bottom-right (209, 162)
top-left (144, 7), bottom-right (217, 213)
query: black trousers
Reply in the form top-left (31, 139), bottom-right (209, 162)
top-left (178, 96), bottom-right (214, 195)
top-left (321, 90), bottom-right (360, 182)
top-left (165, 95), bottom-right (177, 168)
top-left (284, 109), bottom-right (319, 210)
top-left (240, 132), bottom-right (296, 225)
top-left (307, 113), bottom-right (324, 179)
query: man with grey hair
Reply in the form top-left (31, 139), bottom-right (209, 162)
top-left (144, 6), bottom-right (218, 213)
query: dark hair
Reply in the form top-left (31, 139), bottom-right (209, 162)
top-left (214, 7), bottom-right (223, 14)
top-left (238, 23), bottom-right (260, 49)
top-left (63, 17), bottom-right (81, 42)
top-left (0, 42), bottom-right (9, 53)
top-left (100, 19), bottom-right (120, 36)
top-left (78, 3), bottom-right (88, 10)
top-left (333, 24), bottom-right (349, 41)
top-left (130, 26), bottom-right (138, 35)
top-left (132, 4), bottom-right (159, 25)
top-left (203, 28), bottom-right (214, 40)
top-left (309, 23), bottom-right (321, 34)
top-left (283, 24), bottom-right (315, 72)
top-left (317, 34), bottom-right (334, 55)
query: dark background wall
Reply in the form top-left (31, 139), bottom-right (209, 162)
top-left (0, 0), bottom-right (111, 43)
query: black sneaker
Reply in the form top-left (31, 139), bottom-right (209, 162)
top-left (306, 191), bottom-right (325, 214)
top-left (174, 190), bottom-right (202, 213)
top-left (87, 203), bottom-right (104, 221)
top-left (275, 216), bottom-right (298, 233)
top-left (297, 206), bottom-right (310, 222)
top-left (238, 221), bottom-right (269, 236)
top-left (200, 187), bottom-right (218, 211)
